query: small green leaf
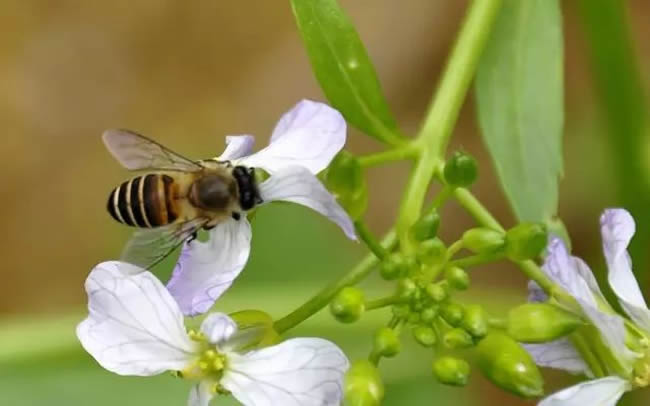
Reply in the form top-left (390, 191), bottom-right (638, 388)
top-left (290, 0), bottom-right (402, 145)
top-left (475, 0), bottom-right (564, 223)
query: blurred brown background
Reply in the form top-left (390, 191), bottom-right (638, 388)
top-left (0, 1), bottom-right (649, 404)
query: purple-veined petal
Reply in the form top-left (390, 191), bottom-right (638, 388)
top-left (542, 238), bottom-right (604, 307)
top-left (259, 166), bottom-right (356, 240)
top-left (523, 338), bottom-right (591, 376)
top-left (167, 218), bottom-right (252, 317)
top-left (218, 135), bottom-right (256, 161)
top-left (538, 376), bottom-right (629, 406)
top-left (76, 261), bottom-right (198, 376)
top-left (600, 208), bottom-right (650, 332)
top-left (222, 338), bottom-right (349, 406)
top-left (200, 313), bottom-right (238, 345)
top-left (239, 100), bottom-right (346, 174)
top-left (188, 381), bottom-right (215, 406)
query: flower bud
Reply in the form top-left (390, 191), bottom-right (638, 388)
top-left (433, 356), bottom-right (470, 386)
top-left (443, 328), bottom-right (474, 349)
top-left (445, 267), bottom-right (470, 290)
top-left (443, 151), bottom-right (478, 187)
top-left (425, 282), bottom-right (448, 303)
top-left (420, 306), bottom-right (438, 324)
top-left (476, 332), bottom-right (544, 398)
top-left (345, 360), bottom-right (384, 406)
top-left (396, 278), bottom-right (417, 301)
top-left (413, 325), bottom-right (437, 347)
top-left (373, 327), bottom-right (401, 358)
top-left (461, 305), bottom-right (488, 338)
top-left (505, 223), bottom-right (548, 261)
top-left (462, 228), bottom-right (505, 253)
top-left (507, 303), bottom-right (581, 343)
top-left (416, 238), bottom-right (446, 265)
top-left (392, 304), bottom-right (410, 319)
top-left (440, 302), bottom-right (464, 327)
top-left (323, 151), bottom-right (367, 219)
top-left (380, 253), bottom-right (408, 281)
top-left (411, 210), bottom-right (441, 241)
top-left (330, 287), bottom-right (365, 323)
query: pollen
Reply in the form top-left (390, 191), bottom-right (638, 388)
top-left (632, 355), bottom-right (650, 388)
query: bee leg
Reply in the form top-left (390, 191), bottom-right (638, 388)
top-left (231, 212), bottom-right (241, 221)
top-left (188, 231), bottom-right (198, 244)
top-left (204, 225), bottom-right (215, 231)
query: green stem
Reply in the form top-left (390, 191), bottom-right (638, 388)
top-left (453, 188), bottom-right (504, 232)
top-left (273, 231), bottom-right (397, 334)
top-left (358, 144), bottom-right (418, 167)
top-left (396, 0), bottom-right (503, 250)
top-left (449, 252), bottom-right (503, 269)
top-left (365, 296), bottom-right (399, 311)
top-left (355, 221), bottom-right (389, 260)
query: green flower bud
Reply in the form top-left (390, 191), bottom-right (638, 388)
top-left (323, 151), bottom-right (367, 219)
top-left (462, 228), bottom-right (506, 253)
top-left (507, 303), bottom-right (582, 343)
top-left (416, 238), bottom-right (446, 265)
top-left (432, 356), bottom-right (470, 386)
top-left (411, 210), bottom-right (441, 241)
top-left (445, 266), bottom-right (470, 290)
top-left (396, 278), bottom-right (417, 301)
top-left (443, 151), bottom-right (478, 187)
top-left (413, 325), bottom-right (437, 347)
top-left (476, 332), bottom-right (544, 398)
top-left (380, 253), bottom-right (407, 281)
top-left (443, 327), bottom-right (474, 349)
top-left (505, 223), bottom-right (548, 261)
top-left (408, 312), bottom-right (421, 324)
top-left (345, 360), bottom-right (384, 406)
top-left (373, 327), bottom-right (401, 358)
top-left (440, 302), bottom-right (464, 327)
top-left (330, 287), bottom-right (365, 323)
top-left (425, 282), bottom-right (448, 303)
top-left (420, 306), bottom-right (438, 324)
top-left (461, 305), bottom-right (488, 338)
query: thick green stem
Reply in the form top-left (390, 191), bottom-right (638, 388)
top-left (358, 144), bottom-right (418, 167)
top-left (453, 188), bottom-right (504, 232)
top-left (273, 231), bottom-right (397, 334)
top-left (355, 221), bottom-right (389, 260)
top-left (365, 296), bottom-right (399, 311)
top-left (396, 0), bottom-right (503, 250)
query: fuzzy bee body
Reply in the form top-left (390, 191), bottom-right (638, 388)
top-left (102, 129), bottom-right (262, 269)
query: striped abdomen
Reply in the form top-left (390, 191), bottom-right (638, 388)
top-left (107, 174), bottom-right (178, 227)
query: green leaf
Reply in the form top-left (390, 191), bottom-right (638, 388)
top-left (475, 0), bottom-right (564, 222)
top-left (290, 0), bottom-right (402, 145)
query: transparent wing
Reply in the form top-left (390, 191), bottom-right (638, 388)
top-left (103, 129), bottom-right (203, 172)
top-left (120, 218), bottom-right (209, 269)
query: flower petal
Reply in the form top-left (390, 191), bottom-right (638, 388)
top-left (580, 303), bottom-right (639, 367)
top-left (528, 280), bottom-right (548, 303)
top-left (523, 338), bottom-right (591, 376)
top-left (200, 313), bottom-right (238, 345)
top-left (538, 376), bottom-right (629, 406)
top-left (600, 208), bottom-right (650, 331)
top-left (167, 218), bottom-right (252, 317)
top-left (218, 135), bottom-right (256, 161)
top-left (542, 238), bottom-right (605, 307)
top-left (222, 338), bottom-right (349, 406)
top-left (188, 381), bottom-right (215, 406)
top-left (240, 100), bottom-right (346, 174)
top-left (76, 261), bottom-right (197, 376)
top-left (259, 166), bottom-right (356, 240)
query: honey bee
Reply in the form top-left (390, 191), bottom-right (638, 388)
top-left (103, 129), bottom-right (262, 269)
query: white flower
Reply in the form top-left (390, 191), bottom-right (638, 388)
top-left (77, 261), bottom-right (349, 406)
top-left (167, 100), bottom-right (357, 316)
top-left (526, 209), bottom-right (650, 405)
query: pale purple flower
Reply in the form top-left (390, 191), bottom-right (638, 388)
top-left (526, 209), bottom-right (650, 405)
top-left (77, 261), bottom-right (349, 406)
top-left (167, 100), bottom-right (357, 316)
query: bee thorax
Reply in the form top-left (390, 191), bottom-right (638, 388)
top-left (190, 174), bottom-right (236, 210)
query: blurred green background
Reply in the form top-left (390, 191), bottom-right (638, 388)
top-left (1, 1), bottom-right (649, 405)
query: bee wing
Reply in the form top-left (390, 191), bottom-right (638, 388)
top-left (103, 129), bottom-right (203, 172)
top-left (120, 218), bottom-right (209, 269)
